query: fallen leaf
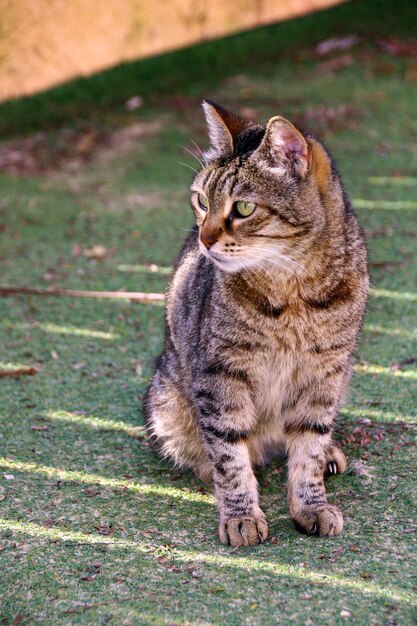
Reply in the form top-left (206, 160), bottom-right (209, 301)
top-left (316, 54), bottom-right (354, 73)
top-left (30, 425), bottom-right (49, 431)
top-left (140, 531), bottom-right (152, 538)
top-left (83, 245), bottom-right (114, 260)
top-left (331, 547), bottom-right (344, 559)
top-left (315, 35), bottom-right (360, 56)
top-left (72, 362), bottom-right (86, 370)
top-left (125, 96), bottom-right (143, 111)
top-left (76, 130), bottom-right (98, 155)
top-left (379, 38), bottom-right (417, 57)
top-left (135, 362), bottom-right (143, 376)
top-left (51, 350), bottom-right (59, 360)
top-left (4, 474), bottom-right (14, 480)
top-left (349, 459), bottom-right (374, 484)
top-left (340, 609), bottom-right (352, 617)
top-left (43, 270), bottom-right (55, 282)
top-left (71, 245), bottom-right (83, 257)
top-left (93, 524), bottom-right (115, 536)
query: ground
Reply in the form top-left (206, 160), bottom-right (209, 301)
top-left (0, 0), bottom-right (416, 624)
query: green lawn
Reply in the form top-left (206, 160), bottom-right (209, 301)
top-left (1, 0), bottom-right (416, 624)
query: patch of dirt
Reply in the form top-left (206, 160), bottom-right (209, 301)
top-left (0, 120), bottom-right (161, 177)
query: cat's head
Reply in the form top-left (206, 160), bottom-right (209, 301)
top-left (190, 101), bottom-right (335, 274)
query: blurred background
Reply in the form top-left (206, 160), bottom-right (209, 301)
top-left (2, 0), bottom-right (343, 102)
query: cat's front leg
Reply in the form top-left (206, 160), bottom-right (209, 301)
top-left (215, 441), bottom-right (268, 546)
top-left (284, 380), bottom-right (345, 536)
top-left (196, 384), bottom-right (268, 547)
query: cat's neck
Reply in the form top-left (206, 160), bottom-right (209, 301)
top-left (222, 223), bottom-right (349, 308)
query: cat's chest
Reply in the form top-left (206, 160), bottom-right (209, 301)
top-left (254, 345), bottom-right (299, 419)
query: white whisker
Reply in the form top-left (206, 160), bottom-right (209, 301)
top-left (177, 161), bottom-right (199, 174)
top-left (190, 139), bottom-right (205, 159)
top-left (181, 146), bottom-right (203, 168)
top-left (248, 244), bottom-right (310, 276)
top-left (248, 247), bottom-right (302, 272)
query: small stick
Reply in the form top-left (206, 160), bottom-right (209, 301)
top-left (0, 367), bottom-right (38, 378)
top-left (0, 286), bottom-right (165, 303)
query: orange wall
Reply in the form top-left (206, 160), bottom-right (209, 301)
top-left (0, 0), bottom-right (345, 102)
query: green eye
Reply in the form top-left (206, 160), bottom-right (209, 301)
top-left (235, 200), bottom-right (256, 217)
top-left (198, 194), bottom-right (209, 211)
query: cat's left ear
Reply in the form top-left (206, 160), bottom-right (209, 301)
top-left (255, 116), bottom-right (309, 177)
top-left (202, 100), bottom-right (250, 158)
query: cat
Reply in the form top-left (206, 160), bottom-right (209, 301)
top-left (144, 101), bottom-right (369, 547)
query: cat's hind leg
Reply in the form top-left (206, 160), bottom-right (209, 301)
top-left (325, 445), bottom-right (347, 476)
top-left (284, 373), bottom-right (347, 536)
top-left (144, 362), bottom-right (212, 483)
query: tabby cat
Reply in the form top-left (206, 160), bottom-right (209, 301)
top-left (144, 101), bottom-right (368, 546)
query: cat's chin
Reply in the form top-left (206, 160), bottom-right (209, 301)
top-left (210, 258), bottom-right (245, 273)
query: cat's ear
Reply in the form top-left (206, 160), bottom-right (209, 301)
top-left (202, 100), bottom-right (249, 158)
top-left (255, 116), bottom-right (309, 177)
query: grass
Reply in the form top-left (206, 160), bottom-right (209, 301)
top-left (1, 0), bottom-right (417, 624)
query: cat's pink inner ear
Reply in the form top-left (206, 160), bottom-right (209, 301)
top-left (262, 116), bottom-right (309, 176)
top-left (202, 101), bottom-right (249, 156)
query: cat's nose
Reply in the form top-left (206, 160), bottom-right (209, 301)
top-left (200, 227), bottom-right (222, 249)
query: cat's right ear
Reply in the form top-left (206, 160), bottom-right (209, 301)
top-left (202, 101), bottom-right (248, 159)
top-left (254, 116), bottom-right (309, 178)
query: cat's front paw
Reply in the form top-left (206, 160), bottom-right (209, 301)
top-left (219, 514), bottom-right (269, 547)
top-left (292, 504), bottom-right (343, 537)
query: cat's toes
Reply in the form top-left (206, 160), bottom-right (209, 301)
top-left (219, 514), bottom-right (269, 547)
top-left (293, 504), bottom-right (343, 537)
top-left (326, 446), bottom-right (347, 476)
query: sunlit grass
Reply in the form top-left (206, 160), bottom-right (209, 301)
top-left (368, 176), bottom-right (417, 187)
top-left (118, 263), bottom-right (173, 275)
top-left (354, 199), bottom-right (417, 210)
top-left (14, 322), bottom-right (119, 340)
top-left (0, 518), bottom-right (415, 606)
top-left (0, 361), bottom-right (34, 370)
top-left (45, 410), bottom-right (145, 434)
top-left (353, 364), bottom-right (417, 379)
top-left (370, 288), bottom-right (417, 302)
top-left (0, 458), bottom-right (214, 504)
top-left (340, 407), bottom-right (416, 423)
top-left (364, 324), bottom-right (417, 339)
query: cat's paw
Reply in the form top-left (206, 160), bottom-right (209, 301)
top-left (293, 504), bottom-right (343, 537)
top-left (219, 514), bottom-right (269, 547)
top-left (326, 446), bottom-right (347, 476)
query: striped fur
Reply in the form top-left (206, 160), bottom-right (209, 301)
top-left (144, 102), bottom-right (368, 546)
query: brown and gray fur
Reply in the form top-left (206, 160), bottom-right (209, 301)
top-left (144, 102), bottom-right (369, 546)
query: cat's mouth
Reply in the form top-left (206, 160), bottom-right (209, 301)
top-left (200, 244), bottom-right (243, 272)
